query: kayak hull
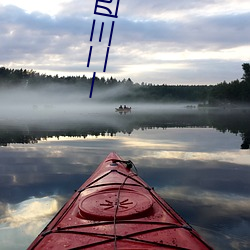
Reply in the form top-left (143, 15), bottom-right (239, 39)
top-left (28, 152), bottom-right (213, 249)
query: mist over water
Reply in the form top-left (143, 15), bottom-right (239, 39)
top-left (0, 85), bottom-right (110, 120)
top-left (1, 84), bottom-right (250, 150)
top-left (0, 84), bottom-right (197, 124)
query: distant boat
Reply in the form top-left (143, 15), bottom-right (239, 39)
top-left (115, 107), bottom-right (132, 113)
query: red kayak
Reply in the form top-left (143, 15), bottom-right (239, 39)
top-left (28, 152), bottom-right (213, 249)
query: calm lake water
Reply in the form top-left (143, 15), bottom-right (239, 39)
top-left (0, 104), bottom-right (250, 249)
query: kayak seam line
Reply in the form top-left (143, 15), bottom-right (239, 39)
top-left (54, 225), bottom-right (192, 236)
top-left (55, 225), bottom-right (191, 250)
top-left (78, 169), bottom-right (151, 193)
top-left (148, 189), bottom-right (186, 225)
top-left (56, 220), bottom-right (181, 230)
top-left (82, 170), bottom-right (114, 189)
top-left (81, 183), bottom-right (142, 190)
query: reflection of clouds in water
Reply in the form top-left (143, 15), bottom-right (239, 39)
top-left (117, 127), bottom-right (243, 152)
top-left (157, 186), bottom-right (250, 216)
top-left (0, 114), bottom-right (249, 249)
top-left (0, 196), bottom-right (61, 249)
top-left (0, 196), bottom-right (59, 230)
top-left (194, 223), bottom-right (250, 250)
top-left (39, 128), bottom-right (242, 165)
top-left (2, 125), bottom-right (245, 162)
top-left (157, 186), bottom-right (250, 249)
top-left (154, 150), bottom-right (250, 166)
top-left (120, 138), bottom-right (185, 150)
top-left (0, 202), bottom-right (7, 218)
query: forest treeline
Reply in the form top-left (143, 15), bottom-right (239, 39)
top-left (0, 63), bottom-right (250, 104)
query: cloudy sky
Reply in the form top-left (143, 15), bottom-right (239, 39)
top-left (0, 0), bottom-right (250, 85)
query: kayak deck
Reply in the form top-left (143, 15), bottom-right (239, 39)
top-left (28, 152), bottom-right (213, 249)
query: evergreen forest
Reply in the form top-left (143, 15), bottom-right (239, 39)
top-left (0, 63), bottom-right (250, 104)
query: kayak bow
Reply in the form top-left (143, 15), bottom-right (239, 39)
top-left (28, 152), bottom-right (213, 249)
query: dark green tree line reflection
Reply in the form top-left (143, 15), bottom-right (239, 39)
top-left (0, 110), bottom-right (249, 149)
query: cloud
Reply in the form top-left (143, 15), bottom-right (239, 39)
top-left (118, 0), bottom-right (250, 19)
top-left (0, 196), bottom-right (62, 249)
top-left (157, 186), bottom-right (250, 216)
top-left (0, 1), bottom-right (250, 84)
top-left (0, 196), bottom-right (59, 229)
top-left (113, 12), bottom-right (250, 49)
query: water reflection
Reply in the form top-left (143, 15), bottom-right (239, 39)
top-left (0, 107), bottom-right (250, 149)
top-left (0, 196), bottom-right (62, 250)
top-left (0, 108), bottom-right (250, 249)
top-left (1, 196), bottom-right (59, 228)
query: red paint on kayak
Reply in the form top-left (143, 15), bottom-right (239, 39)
top-left (28, 152), bottom-right (213, 249)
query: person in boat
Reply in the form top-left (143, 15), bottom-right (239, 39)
top-left (124, 105), bottom-right (127, 109)
top-left (119, 105), bottom-right (123, 109)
